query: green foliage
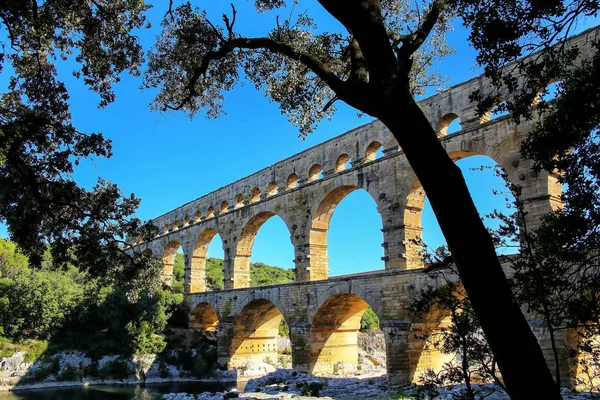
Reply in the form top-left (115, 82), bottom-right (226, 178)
top-left (57, 364), bottom-right (83, 382)
top-left (279, 319), bottom-right (290, 337)
top-left (206, 258), bottom-right (224, 291)
top-left (84, 361), bottom-right (100, 378)
top-left (19, 364), bottom-right (52, 384)
top-left (100, 358), bottom-right (131, 379)
top-left (0, 337), bottom-right (48, 362)
top-left (250, 262), bottom-right (294, 287)
top-left (0, 0), bottom-right (158, 281)
top-left (158, 361), bottom-right (172, 378)
top-left (60, 283), bottom-right (180, 357)
top-left (0, 239), bottom-right (28, 278)
top-left (410, 254), bottom-right (506, 399)
top-left (296, 381), bottom-right (325, 397)
top-left (205, 258), bottom-right (294, 290)
top-left (0, 265), bottom-right (84, 340)
top-left (144, 1), bottom-right (454, 135)
top-left (360, 307), bottom-right (380, 333)
top-left (172, 253), bottom-right (185, 294)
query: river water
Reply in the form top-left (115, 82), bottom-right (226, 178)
top-left (0, 382), bottom-right (233, 400)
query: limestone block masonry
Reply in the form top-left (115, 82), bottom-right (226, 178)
top-left (127, 26), bottom-right (600, 387)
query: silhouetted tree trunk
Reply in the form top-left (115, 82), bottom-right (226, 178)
top-left (376, 96), bottom-right (560, 399)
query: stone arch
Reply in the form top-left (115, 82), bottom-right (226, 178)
top-left (267, 181), bottom-right (279, 197)
top-left (190, 302), bottom-right (219, 331)
top-left (309, 293), bottom-right (380, 374)
top-left (407, 283), bottom-right (464, 383)
top-left (162, 240), bottom-right (182, 286)
top-left (309, 283), bottom-right (383, 323)
top-left (364, 141), bottom-right (383, 162)
top-left (308, 185), bottom-right (383, 279)
top-left (207, 206), bottom-right (215, 219)
top-left (335, 153), bottom-right (351, 172)
top-left (183, 216), bottom-right (190, 227)
top-left (286, 173), bottom-right (299, 190)
top-left (229, 299), bottom-right (286, 368)
top-left (188, 228), bottom-right (220, 293)
top-left (194, 211), bottom-right (202, 222)
top-left (482, 96), bottom-right (508, 123)
top-left (402, 149), bottom-right (518, 268)
top-left (535, 80), bottom-right (563, 104)
top-left (232, 211), bottom-right (293, 288)
top-left (249, 187), bottom-right (261, 203)
top-left (235, 193), bottom-right (245, 209)
top-left (437, 113), bottom-right (461, 136)
top-left (308, 164), bottom-right (323, 182)
top-left (220, 201), bottom-right (229, 214)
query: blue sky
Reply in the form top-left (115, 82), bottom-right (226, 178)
top-left (2, 2), bottom-right (597, 276)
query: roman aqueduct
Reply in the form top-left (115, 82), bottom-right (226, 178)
top-left (127, 27), bottom-right (599, 387)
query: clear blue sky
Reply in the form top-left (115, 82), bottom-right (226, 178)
top-left (2, 2), bottom-right (597, 276)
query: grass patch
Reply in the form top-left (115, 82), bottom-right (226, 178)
top-left (0, 336), bottom-right (48, 362)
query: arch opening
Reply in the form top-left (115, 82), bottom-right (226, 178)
top-left (335, 154), bottom-right (352, 173)
top-left (286, 173), bottom-right (299, 190)
top-left (308, 186), bottom-right (384, 279)
top-left (249, 215), bottom-right (295, 286)
top-left (310, 294), bottom-right (384, 375)
top-left (409, 155), bottom-right (518, 268)
top-left (230, 299), bottom-right (287, 369)
top-left (537, 80), bottom-right (563, 104)
top-left (220, 201), bottom-right (229, 214)
top-left (194, 211), bottom-right (202, 222)
top-left (207, 206), bottom-right (215, 219)
top-left (235, 193), bottom-right (245, 209)
top-left (437, 113), bottom-right (461, 136)
top-left (233, 212), bottom-right (294, 288)
top-left (488, 100), bottom-right (509, 121)
top-left (249, 187), bottom-right (261, 203)
top-left (190, 302), bottom-right (219, 331)
top-left (183, 216), bottom-right (190, 227)
top-left (364, 141), bottom-right (383, 162)
top-left (188, 229), bottom-right (224, 292)
top-left (162, 240), bottom-right (182, 287)
top-left (267, 181), bottom-right (279, 197)
top-left (308, 164), bottom-right (323, 182)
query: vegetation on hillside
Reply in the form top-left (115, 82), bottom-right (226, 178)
top-left (172, 254), bottom-right (295, 290)
top-left (0, 239), bottom-right (181, 358)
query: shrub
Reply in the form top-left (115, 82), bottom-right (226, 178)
top-left (19, 364), bottom-right (51, 384)
top-left (57, 364), bottom-right (82, 382)
top-left (84, 361), bottom-right (100, 377)
top-left (360, 307), bottom-right (380, 333)
top-left (100, 359), bottom-right (131, 379)
top-left (297, 381), bottom-right (324, 396)
top-left (158, 361), bottom-right (172, 378)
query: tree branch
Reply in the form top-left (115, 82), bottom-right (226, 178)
top-left (398, 0), bottom-right (444, 59)
top-left (170, 36), bottom-right (352, 111)
top-left (317, 0), bottom-right (398, 83)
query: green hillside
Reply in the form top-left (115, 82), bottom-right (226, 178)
top-left (172, 254), bottom-right (294, 291)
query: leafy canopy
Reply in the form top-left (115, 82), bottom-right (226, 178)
top-left (0, 0), bottom-right (158, 280)
top-left (144, 0), bottom-right (454, 135)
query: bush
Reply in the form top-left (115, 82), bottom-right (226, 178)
top-left (84, 361), bottom-right (100, 377)
top-left (57, 364), bottom-right (82, 381)
top-left (19, 364), bottom-right (51, 384)
top-left (297, 381), bottom-right (325, 396)
top-left (360, 307), bottom-right (380, 333)
top-left (100, 359), bottom-right (131, 379)
top-left (278, 319), bottom-right (290, 337)
top-left (158, 361), bottom-right (172, 378)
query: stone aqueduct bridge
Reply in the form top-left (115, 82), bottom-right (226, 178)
top-left (124, 30), bottom-right (600, 385)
